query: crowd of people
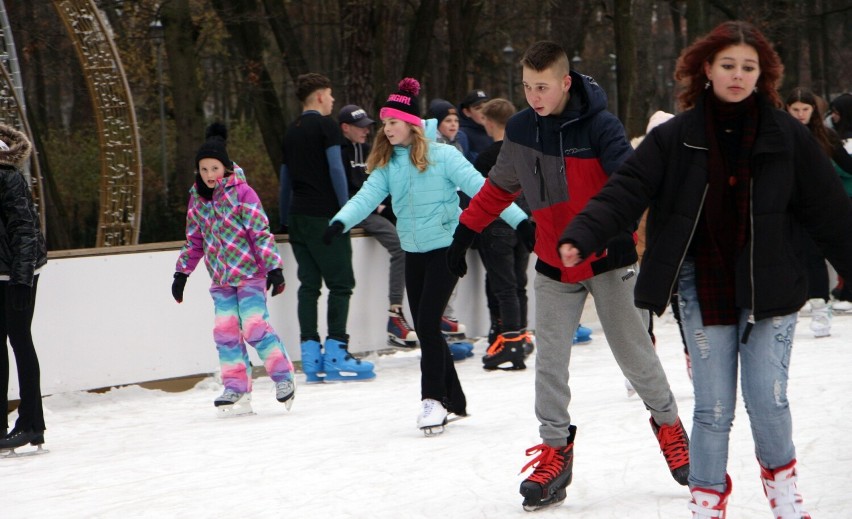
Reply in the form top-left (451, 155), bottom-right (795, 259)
top-left (3, 17), bottom-right (851, 519)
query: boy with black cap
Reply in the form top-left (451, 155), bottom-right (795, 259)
top-left (279, 74), bottom-right (376, 383)
top-left (458, 88), bottom-right (493, 162)
top-left (338, 104), bottom-right (417, 348)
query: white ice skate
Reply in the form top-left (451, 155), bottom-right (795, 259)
top-left (417, 398), bottom-right (448, 437)
top-left (275, 379), bottom-right (296, 411)
top-left (625, 378), bottom-right (636, 397)
top-left (214, 389), bottom-right (254, 418)
top-left (809, 298), bottom-right (831, 338)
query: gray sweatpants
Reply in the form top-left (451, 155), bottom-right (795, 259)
top-left (358, 213), bottom-right (405, 307)
top-left (534, 266), bottom-right (679, 446)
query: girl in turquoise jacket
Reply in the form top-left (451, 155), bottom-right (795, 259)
top-left (325, 79), bottom-right (532, 434)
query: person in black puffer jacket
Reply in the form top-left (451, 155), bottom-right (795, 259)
top-left (0, 123), bottom-right (48, 453)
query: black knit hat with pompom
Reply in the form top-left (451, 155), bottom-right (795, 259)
top-left (195, 122), bottom-right (233, 171)
top-left (379, 78), bottom-right (422, 126)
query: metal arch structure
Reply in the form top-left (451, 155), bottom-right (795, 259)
top-left (0, 0), bottom-right (46, 235)
top-left (53, 0), bottom-right (143, 246)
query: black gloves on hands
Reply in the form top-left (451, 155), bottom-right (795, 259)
top-left (266, 268), bottom-right (286, 296)
top-left (322, 221), bottom-right (345, 245)
top-left (516, 219), bottom-right (536, 252)
top-left (446, 222), bottom-right (477, 278)
top-left (7, 283), bottom-right (32, 312)
top-left (172, 272), bottom-right (188, 303)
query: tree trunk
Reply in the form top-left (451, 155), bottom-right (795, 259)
top-left (210, 0), bottom-right (287, 173)
top-left (161, 0), bottom-right (205, 194)
top-left (446, 0), bottom-right (485, 102)
top-left (339, 0), bottom-right (375, 111)
top-left (612, 0), bottom-right (634, 124)
top-left (402, 0), bottom-right (439, 87)
top-left (262, 0), bottom-right (310, 82)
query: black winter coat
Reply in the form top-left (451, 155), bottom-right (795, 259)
top-left (564, 94), bottom-right (852, 319)
top-left (0, 125), bottom-right (47, 286)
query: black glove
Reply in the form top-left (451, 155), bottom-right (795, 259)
top-left (516, 219), bottom-right (536, 252)
top-left (446, 222), bottom-right (477, 278)
top-left (172, 272), bottom-right (188, 303)
top-left (266, 268), bottom-right (286, 296)
top-left (7, 283), bottom-right (32, 312)
top-left (322, 221), bottom-right (345, 245)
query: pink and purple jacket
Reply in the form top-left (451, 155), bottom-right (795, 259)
top-left (176, 164), bottom-right (283, 286)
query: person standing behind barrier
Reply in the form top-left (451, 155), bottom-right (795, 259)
top-left (323, 78), bottom-right (533, 435)
top-left (825, 93), bottom-right (852, 309)
top-left (172, 123), bottom-right (295, 417)
top-left (785, 87), bottom-right (852, 334)
top-left (472, 98), bottom-right (534, 372)
top-left (0, 124), bottom-right (48, 454)
top-left (279, 73), bottom-right (375, 383)
top-left (458, 89), bottom-right (493, 163)
top-left (560, 22), bottom-right (852, 517)
top-left (338, 104), bottom-right (417, 348)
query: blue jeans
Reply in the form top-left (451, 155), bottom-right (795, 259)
top-left (677, 261), bottom-right (797, 491)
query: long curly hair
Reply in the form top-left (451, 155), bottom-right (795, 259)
top-left (366, 123), bottom-right (430, 173)
top-left (674, 20), bottom-right (783, 110)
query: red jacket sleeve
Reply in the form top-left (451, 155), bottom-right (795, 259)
top-left (460, 178), bottom-right (519, 232)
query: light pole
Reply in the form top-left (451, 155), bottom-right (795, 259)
top-left (502, 43), bottom-right (515, 104)
top-left (150, 19), bottom-right (168, 197)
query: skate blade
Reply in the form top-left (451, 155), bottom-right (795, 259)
top-left (323, 372), bottom-right (376, 383)
top-left (387, 336), bottom-right (419, 349)
top-left (216, 404), bottom-right (255, 418)
top-left (2, 444), bottom-right (49, 458)
top-left (420, 425), bottom-right (445, 437)
top-left (483, 360), bottom-right (526, 371)
top-left (278, 395), bottom-right (295, 411)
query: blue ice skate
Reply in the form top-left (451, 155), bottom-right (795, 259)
top-left (323, 338), bottom-right (376, 382)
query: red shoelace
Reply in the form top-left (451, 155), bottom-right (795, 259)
top-left (520, 443), bottom-right (571, 484)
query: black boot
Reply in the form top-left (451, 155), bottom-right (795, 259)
top-left (0, 428), bottom-right (45, 450)
top-left (482, 331), bottom-right (527, 371)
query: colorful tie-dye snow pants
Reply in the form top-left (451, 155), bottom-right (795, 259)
top-left (209, 277), bottom-right (293, 392)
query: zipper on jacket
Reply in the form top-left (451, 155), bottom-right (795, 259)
top-left (741, 177), bottom-right (756, 344)
top-left (534, 157), bottom-right (545, 201)
top-left (666, 183), bottom-right (709, 306)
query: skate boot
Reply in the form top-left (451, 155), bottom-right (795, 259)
top-left (808, 298), bottom-right (831, 338)
top-left (482, 331), bottom-right (527, 371)
top-left (275, 375), bottom-right (296, 411)
top-left (651, 417), bottom-right (690, 485)
top-left (214, 389), bottom-right (253, 418)
top-left (0, 428), bottom-right (47, 457)
top-left (323, 338), bottom-right (376, 382)
top-left (573, 324), bottom-right (592, 345)
top-left (444, 333), bottom-right (474, 361)
top-left (521, 329), bottom-right (535, 357)
top-left (487, 317), bottom-right (502, 346)
top-left (760, 459), bottom-right (811, 519)
top-left (417, 398), bottom-right (448, 436)
top-left (440, 315), bottom-right (467, 338)
top-left (689, 475), bottom-right (731, 519)
top-left (300, 339), bottom-right (325, 384)
top-left (388, 307), bottom-right (418, 348)
top-left (519, 425), bottom-right (576, 511)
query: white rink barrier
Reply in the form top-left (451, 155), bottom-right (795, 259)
top-left (8, 235), bottom-right (538, 397)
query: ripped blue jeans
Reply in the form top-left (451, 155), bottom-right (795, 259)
top-left (677, 261), bottom-right (797, 491)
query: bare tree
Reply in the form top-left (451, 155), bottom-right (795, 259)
top-left (210, 0), bottom-right (287, 172)
top-left (339, 0), bottom-right (376, 110)
top-left (161, 0), bottom-right (205, 192)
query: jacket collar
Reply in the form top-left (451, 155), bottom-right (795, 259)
top-left (681, 92), bottom-right (785, 155)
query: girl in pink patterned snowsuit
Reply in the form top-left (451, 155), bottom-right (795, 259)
top-left (172, 124), bottom-right (294, 416)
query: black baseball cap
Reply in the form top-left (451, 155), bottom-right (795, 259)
top-left (338, 105), bottom-right (375, 127)
top-left (460, 89), bottom-right (490, 109)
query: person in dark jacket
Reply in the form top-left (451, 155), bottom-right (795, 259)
top-left (560, 21), bottom-right (852, 518)
top-left (458, 89), bottom-right (493, 163)
top-left (0, 124), bottom-right (48, 453)
top-left (446, 41), bottom-right (689, 511)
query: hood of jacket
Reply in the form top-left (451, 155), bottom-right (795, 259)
top-left (0, 124), bottom-right (32, 168)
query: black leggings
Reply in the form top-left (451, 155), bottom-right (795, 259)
top-left (1, 275), bottom-right (45, 433)
top-left (405, 249), bottom-right (466, 414)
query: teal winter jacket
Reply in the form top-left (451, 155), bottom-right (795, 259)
top-left (332, 140), bottom-right (528, 253)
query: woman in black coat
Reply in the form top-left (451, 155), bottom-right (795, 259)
top-left (0, 124), bottom-right (48, 453)
top-left (559, 21), bottom-right (852, 518)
